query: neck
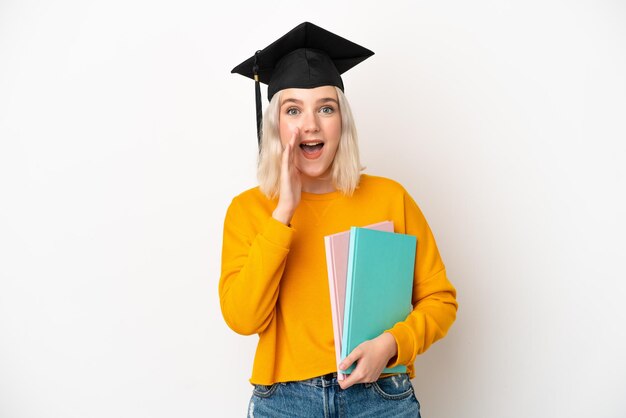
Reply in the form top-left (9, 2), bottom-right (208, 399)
top-left (301, 176), bottom-right (336, 194)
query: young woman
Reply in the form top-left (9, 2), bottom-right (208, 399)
top-left (220, 22), bottom-right (458, 417)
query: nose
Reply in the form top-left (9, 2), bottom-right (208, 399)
top-left (301, 110), bottom-right (320, 134)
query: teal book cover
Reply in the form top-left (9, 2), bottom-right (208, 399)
top-left (340, 227), bottom-right (416, 375)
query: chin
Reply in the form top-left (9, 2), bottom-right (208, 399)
top-left (301, 168), bottom-right (332, 180)
top-left (296, 161), bottom-right (329, 177)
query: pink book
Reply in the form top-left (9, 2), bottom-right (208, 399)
top-left (324, 220), bottom-right (394, 380)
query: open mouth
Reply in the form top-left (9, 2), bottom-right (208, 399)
top-left (299, 141), bottom-right (325, 159)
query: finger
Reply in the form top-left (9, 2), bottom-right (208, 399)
top-left (339, 348), bottom-right (361, 372)
top-left (339, 369), bottom-right (362, 390)
top-left (281, 138), bottom-right (291, 171)
top-left (290, 127), bottom-right (300, 145)
top-left (338, 376), bottom-right (352, 390)
top-left (288, 128), bottom-right (298, 165)
top-left (287, 142), bottom-right (296, 173)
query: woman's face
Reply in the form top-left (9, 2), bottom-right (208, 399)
top-left (278, 85), bottom-right (342, 185)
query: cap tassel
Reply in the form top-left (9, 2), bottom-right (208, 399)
top-left (253, 50), bottom-right (262, 150)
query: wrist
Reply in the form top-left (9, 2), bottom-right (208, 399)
top-left (382, 332), bottom-right (398, 363)
top-left (272, 207), bottom-right (294, 226)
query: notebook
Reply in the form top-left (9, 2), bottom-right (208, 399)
top-left (340, 227), bottom-right (417, 375)
top-left (324, 221), bottom-right (394, 380)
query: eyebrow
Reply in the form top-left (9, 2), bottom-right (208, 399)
top-left (281, 97), bottom-right (339, 106)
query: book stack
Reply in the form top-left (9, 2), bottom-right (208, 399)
top-left (324, 221), bottom-right (417, 380)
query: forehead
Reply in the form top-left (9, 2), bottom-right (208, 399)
top-left (279, 86), bottom-right (338, 104)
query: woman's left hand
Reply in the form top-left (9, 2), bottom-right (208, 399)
top-left (337, 332), bottom-right (398, 390)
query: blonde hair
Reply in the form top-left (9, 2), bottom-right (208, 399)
top-left (257, 87), bottom-right (363, 199)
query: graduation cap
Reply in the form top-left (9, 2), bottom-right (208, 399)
top-left (231, 22), bottom-right (374, 148)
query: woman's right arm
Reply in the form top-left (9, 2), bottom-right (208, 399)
top-left (219, 200), bottom-right (294, 335)
top-left (219, 128), bottom-right (301, 335)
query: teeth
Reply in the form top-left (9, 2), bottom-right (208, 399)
top-left (301, 142), bottom-right (322, 146)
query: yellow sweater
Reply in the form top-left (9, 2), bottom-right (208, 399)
top-left (219, 174), bottom-right (458, 385)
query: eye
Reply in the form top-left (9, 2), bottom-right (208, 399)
top-left (320, 106), bottom-right (335, 114)
top-left (286, 107), bottom-right (300, 116)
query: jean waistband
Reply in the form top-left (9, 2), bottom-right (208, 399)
top-left (297, 372), bottom-right (338, 387)
top-left (292, 371), bottom-right (405, 388)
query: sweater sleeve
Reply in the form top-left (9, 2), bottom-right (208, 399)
top-left (218, 197), bottom-right (295, 336)
top-left (384, 190), bottom-right (458, 368)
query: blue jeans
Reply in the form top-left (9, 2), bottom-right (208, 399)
top-left (247, 372), bottom-right (421, 417)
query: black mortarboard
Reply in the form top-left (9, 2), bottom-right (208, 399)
top-left (231, 22), bottom-right (374, 148)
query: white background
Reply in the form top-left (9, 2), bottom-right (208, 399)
top-left (1, 1), bottom-right (625, 417)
